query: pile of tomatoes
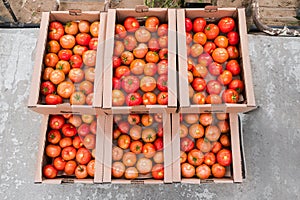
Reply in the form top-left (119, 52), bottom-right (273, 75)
top-left (112, 16), bottom-right (169, 106)
top-left (111, 114), bottom-right (165, 180)
top-left (180, 113), bottom-right (232, 179)
top-left (185, 16), bottom-right (244, 104)
top-left (43, 114), bottom-right (97, 179)
top-left (40, 20), bottom-right (100, 105)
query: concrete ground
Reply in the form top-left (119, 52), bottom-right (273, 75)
top-left (0, 29), bottom-right (299, 199)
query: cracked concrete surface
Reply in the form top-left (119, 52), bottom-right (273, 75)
top-left (0, 29), bottom-right (300, 199)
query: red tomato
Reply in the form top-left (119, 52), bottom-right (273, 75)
top-left (145, 16), bottom-right (160, 32)
top-left (216, 149), bottom-right (232, 166)
top-left (211, 141), bottom-right (222, 154)
top-left (227, 31), bottom-right (239, 45)
top-left (115, 66), bottom-right (130, 79)
top-left (45, 144), bottom-right (61, 158)
top-left (40, 81), bottom-right (55, 96)
top-left (115, 24), bottom-right (127, 39)
top-left (112, 56), bottom-right (122, 68)
top-left (190, 43), bottom-right (203, 58)
top-left (228, 79), bottom-right (244, 93)
top-left (142, 143), bottom-right (156, 158)
top-left (154, 137), bottom-right (163, 151)
top-left (157, 74), bottom-right (168, 92)
top-left (192, 64), bottom-right (208, 78)
top-left (47, 40), bottom-right (60, 53)
top-left (141, 114), bottom-right (154, 127)
top-left (75, 165), bottom-right (88, 179)
top-left (59, 137), bottom-right (73, 148)
top-left (187, 149), bottom-right (204, 166)
top-left (112, 89), bottom-right (125, 106)
top-left (58, 49), bottom-right (73, 61)
top-left (146, 51), bottom-right (159, 63)
top-left (199, 113), bottom-right (213, 127)
top-left (157, 60), bottom-right (168, 75)
top-left (197, 52), bottom-right (213, 67)
top-left (181, 163), bottom-right (195, 178)
top-left (212, 48), bottom-right (229, 63)
top-left (185, 18), bottom-right (193, 32)
top-left (159, 48), bottom-right (168, 60)
top-left (196, 138), bottom-right (212, 153)
top-left (218, 17), bottom-right (235, 33)
top-left (68, 68), bottom-right (84, 83)
top-left (152, 164), bottom-right (164, 180)
top-left (142, 128), bottom-right (157, 143)
top-left (121, 76), bottom-right (139, 93)
top-left (124, 17), bottom-right (140, 32)
top-left (78, 123), bottom-right (90, 137)
top-left (205, 94), bottom-right (222, 104)
top-left (64, 160), bottom-right (77, 175)
top-left (222, 89), bottom-right (239, 103)
top-left (157, 92), bottom-right (168, 105)
top-left (204, 152), bottom-right (216, 166)
top-left (140, 76), bottom-right (156, 92)
top-left (220, 134), bottom-right (231, 147)
top-left (125, 92), bottom-right (142, 106)
top-left (79, 80), bottom-right (93, 95)
top-left (130, 59), bottom-right (145, 75)
top-left (208, 62), bottom-right (223, 76)
top-left (205, 125), bottom-right (221, 142)
top-left (189, 124), bottom-right (204, 139)
top-left (83, 134), bottom-right (96, 149)
top-left (156, 123), bottom-right (163, 137)
top-left (53, 157), bottom-right (66, 171)
top-left (214, 35), bottom-right (229, 48)
top-left (48, 21), bottom-right (64, 41)
top-left (47, 129), bottom-right (61, 144)
top-left (206, 80), bottom-right (222, 95)
top-left (157, 24), bottom-right (168, 36)
top-left (61, 146), bottom-right (77, 161)
top-left (90, 21), bottom-right (100, 37)
top-left (56, 60), bottom-right (71, 74)
top-left (192, 92), bottom-right (206, 105)
top-left (76, 147), bottom-right (92, 165)
top-left (112, 77), bottom-right (121, 89)
top-left (180, 137), bottom-right (194, 152)
top-left (87, 160), bottom-right (95, 177)
top-left (196, 164), bottom-right (211, 179)
top-left (43, 67), bottom-right (54, 81)
top-left (204, 24), bottom-right (219, 40)
top-left (180, 151), bottom-right (187, 164)
top-left (158, 35), bottom-right (168, 48)
top-left (73, 136), bottom-right (83, 149)
top-left (118, 134), bottom-right (131, 149)
top-left (227, 46), bottom-right (239, 59)
top-left (192, 77), bottom-right (206, 92)
top-left (204, 41), bottom-right (217, 55)
top-left (49, 115), bottom-right (65, 129)
top-left (57, 81), bottom-right (75, 99)
top-left (193, 32), bottom-right (207, 46)
top-left (148, 38), bottom-right (160, 52)
top-left (186, 32), bottom-right (193, 45)
top-left (65, 21), bottom-right (78, 35)
top-left (76, 33), bottom-right (91, 46)
top-left (113, 40), bottom-right (125, 56)
top-left (133, 43), bottom-right (148, 59)
top-left (62, 123), bottom-right (77, 137)
top-left (193, 17), bottom-right (206, 33)
top-left (73, 45), bottom-right (88, 56)
top-left (43, 164), bottom-right (57, 179)
top-left (112, 161), bottom-right (126, 178)
top-left (117, 121), bottom-right (130, 134)
top-left (217, 70), bottom-right (233, 85)
top-left (226, 60), bottom-right (241, 76)
top-left (82, 50), bottom-right (96, 67)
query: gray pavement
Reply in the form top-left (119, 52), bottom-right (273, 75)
top-left (0, 28), bottom-right (299, 199)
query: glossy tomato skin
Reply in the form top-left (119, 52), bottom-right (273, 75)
top-left (154, 137), bottom-right (163, 151)
top-left (47, 129), bottom-right (61, 144)
top-left (112, 89), bottom-right (125, 106)
top-left (217, 70), bottom-right (233, 85)
top-left (211, 163), bottom-right (226, 178)
top-left (217, 149), bottom-right (232, 166)
top-left (112, 56), bottom-right (122, 68)
top-left (187, 149), bottom-right (204, 166)
top-left (115, 24), bottom-right (127, 39)
top-left (123, 35), bottom-right (137, 51)
top-left (152, 164), bottom-right (164, 180)
top-left (228, 79), bottom-right (244, 93)
top-left (145, 16), bottom-right (160, 32)
top-left (69, 54), bottom-right (83, 68)
top-left (125, 92), bottom-right (142, 106)
top-left (222, 89), bottom-right (239, 103)
top-left (130, 141), bottom-right (143, 154)
top-left (121, 75), bottom-right (140, 93)
top-left (196, 164), bottom-right (211, 179)
top-left (61, 123), bottom-right (77, 137)
top-left (43, 164), bottom-right (58, 179)
top-left (180, 137), bottom-right (195, 152)
top-left (142, 92), bottom-right (157, 105)
top-left (112, 77), bottom-right (121, 89)
top-left (157, 24), bottom-right (168, 36)
top-left (124, 17), bottom-right (140, 32)
top-left (218, 17), bottom-right (235, 33)
top-left (227, 31), bottom-right (239, 45)
top-left (206, 80), bottom-right (222, 95)
top-left (226, 60), bottom-right (241, 76)
top-left (40, 81), bottom-right (56, 96)
top-left (76, 147), bottom-right (92, 165)
top-left (44, 53), bottom-right (59, 67)
top-left (204, 24), bottom-right (220, 40)
top-left (185, 18), bottom-right (193, 32)
top-left (192, 78), bottom-right (206, 92)
top-left (127, 114), bottom-right (140, 125)
top-left (49, 115), bottom-right (65, 129)
top-left (205, 94), bottom-right (222, 104)
top-left (76, 33), bottom-right (91, 46)
top-left (157, 75), bottom-right (168, 92)
top-left (193, 17), bottom-right (206, 33)
top-left (48, 22), bottom-right (64, 41)
top-left (181, 163), bottom-right (195, 178)
top-left (227, 46), bottom-right (239, 59)
top-left (58, 49), bottom-right (73, 61)
top-left (157, 92), bottom-right (168, 105)
top-left (115, 66), bottom-right (130, 79)
top-left (53, 157), bottom-right (66, 171)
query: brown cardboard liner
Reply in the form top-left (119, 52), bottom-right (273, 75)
top-left (34, 114), bottom-right (106, 184)
top-left (28, 11), bottom-right (107, 115)
top-left (102, 8), bottom-right (177, 114)
top-left (177, 8), bottom-right (256, 113)
top-left (102, 113), bottom-right (172, 184)
top-left (172, 113), bottom-right (243, 183)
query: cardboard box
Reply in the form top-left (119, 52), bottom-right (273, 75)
top-left (177, 8), bottom-right (256, 113)
top-left (35, 114), bottom-right (105, 184)
top-left (28, 11), bottom-right (107, 115)
top-left (172, 113), bottom-right (245, 183)
top-left (101, 8), bottom-right (177, 114)
top-left (102, 113), bottom-right (172, 183)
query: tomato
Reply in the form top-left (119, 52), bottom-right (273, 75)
top-left (145, 16), bottom-right (159, 32)
top-left (40, 81), bottom-right (55, 96)
top-left (90, 21), bottom-right (100, 37)
top-left (44, 53), bottom-right (59, 67)
top-left (218, 17), bottom-right (235, 33)
top-left (125, 167), bottom-right (138, 179)
top-left (185, 18), bottom-right (193, 32)
top-left (180, 151), bottom-right (187, 164)
top-left (69, 54), bottom-right (83, 68)
top-left (157, 74), bottom-right (168, 92)
top-left (204, 24), bottom-right (219, 40)
top-left (154, 113), bottom-right (163, 123)
top-left (197, 52), bottom-right (213, 67)
top-left (158, 36), bottom-right (168, 48)
top-left (229, 79), bottom-right (244, 93)
top-left (56, 81), bottom-right (75, 98)
top-left (59, 137), bottom-right (73, 149)
top-left (76, 33), bottom-right (91, 46)
top-left (45, 90), bottom-right (63, 104)
top-left (211, 141), bottom-right (222, 154)
top-left (214, 35), bottom-right (229, 48)
top-left (142, 92), bottom-right (157, 105)
top-left (187, 149), bottom-right (204, 166)
top-left (78, 123), bottom-right (90, 137)
top-left (180, 137), bottom-right (194, 152)
top-left (208, 62), bottom-right (223, 76)
top-left (55, 60), bottom-right (70, 74)
top-left (68, 115), bottom-right (82, 127)
top-left (217, 149), bottom-right (232, 167)
top-left (89, 120), bottom-right (97, 135)
top-left (189, 85), bottom-right (195, 99)
top-left (196, 138), bottom-right (212, 153)
top-left (76, 147), bottom-right (92, 165)
top-left (181, 163), bottom-right (195, 178)
top-left (153, 151), bottom-right (164, 164)
top-left (125, 92), bottom-right (142, 106)
top-left (206, 80), bottom-right (222, 95)
top-left (73, 45), bottom-right (88, 56)
top-left (157, 92), bottom-right (168, 105)
top-left (49, 115), bottom-right (65, 129)
top-left (159, 48), bottom-right (168, 60)
top-left (62, 123), bottom-right (77, 137)
top-left (190, 43), bottom-right (204, 58)
top-left (47, 40), bottom-right (60, 53)
top-left (112, 146), bottom-right (123, 161)
top-left (227, 46), bottom-right (239, 59)
top-left (217, 70), bottom-right (233, 85)
top-left (122, 152), bottom-right (137, 167)
top-left (135, 27), bottom-right (151, 43)
top-left (43, 164), bottom-right (57, 179)
top-left (187, 71), bottom-right (193, 83)
top-left (192, 78), bottom-right (206, 92)
top-left (193, 32), bottom-right (207, 46)
top-left (130, 140), bottom-right (143, 154)
top-left (148, 38), bottom-right (160, 52)
top-left (199, 113), bottom-right (213, 127)
top-left (64, 160), bottom-right (77, 175)
top-left (156, 123), bottom-right (163, 138)
top-left (212, 48), bottom-right (229, 63)
top-left (227, 31), bottom-right (239, 45)
top-left (193, 17), bottom-right (206, 33)
top-left (186, 32), bottom-right (193, 45)
top-left (73, 136), bottom-right (83, 149)
top-left (117, 121), bottom-right (130, 134)
top-left (226, 60), bottom-right (240, 76)
top-left (87, 160), bottom-right (95, 177)
top-left (222, 89), bottom-right (239, 103)
top-left (112, 77), bottom-right (121, 89)
top-left (212, 162), bottom-right (227, 178)
top-left (79, 80), bottom-right (93, 95)
top-left (68, 68), bottom-right (84, 83)
top-left (133, 43), bottom-right (148, 59)
top-left (157, 23), bottom-right (168, 36)
top-left (60, 34), bottom-right (76, 49)
top-left (124, 35), bottom-right (138, 52)
top-left (203, 41), bottom-right (216, 55)
top-left (118, 134), bottom-right (131, 149)
top-left (184, 114), bottom-right (199, 124)
top-left (64, 21), bottom-right (78, 35)
top-left (146, 51), bottom-right (159, 63)
top-left (204, 152), bottom-right (216, 166)
top-left (124, 17), bottom-right (140, 32)
top-left (75, 165), bottom-right (88, 179)
top-left (115, 66), bottom-right (130, 79)
top-left (205, 125), bottom-right (221, 142)
top-left (49, 69), bottom-right (65, 85)
top-left (196, 164), bottom-right (211, 179)
top-left (46, 144), bottom-right (61, 158)
top-left (154, 137), bottom-right (163, 151)
top-left (113, 40), bottom-right (125, 56)
top-left (47, 129), bottom-right (61, 145)
top-left (70, 91), bottom-right (86, 105)
top-left (205, 94), bottom-right (222, 104)
top-left (115, 24), bottom-right (127, 39)
top-left (127, 114), bottom-right (140, 125)
top-left (192, 64), bottom-right (208, 78)
top-left (217, 120), bottom-right (229, 134)
top-left (58, 49), bottom-right (73, 61)
top-left (157, 60), bottom-right (168, 75)
top-left (130, 59), bottom-right (145, 75)
top-left (142, 128), bottom-right (157, 143)
top-left (180, 124), bottom-right (188, 138)
top-left (82, 115), bottom-right (94, 124)
top-left (136, 157), bottom-right (152, 174)
top-left (48, 21), bottom-right (64, 41)
top-left (53, 157), bottom-right (66, 171)
top-left (43, 67), bottom-right (54, 81)
top-left (142, 143), bottom-right (156, 158)
top-left (189, 124), bottom-right (204, 139)
top-left (61, 146), bottom-right (76, 161)
top-left (220, 134), bottom-right (231, 147)
top-left (112, 89), bottom-right (125, 106)
top-left (128, 125), bottom-right (142, 141)
top-left (112, 56), bottom-right (122, 70)
top-left (140, 76), bottom-right (156, 92)
top-left (152, 164), bottom-right (164, 180)
top-left (216, 113), bottom-right (229, 121)
top-left (82, 50), bottom-right (96, 67)
top-left (141, 114), bottom-right (153, 127)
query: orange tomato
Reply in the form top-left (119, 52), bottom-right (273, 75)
top-left (44, 53), bottom-right (59, 67)
top-left (145, 51), bottom-right (159, 63)
top-left (214, 35), bottom-right (229, 48)
top-left (55, 60), bottom-right (70, 74)
top-left (43, 67), bottom-right (54, 80)
top-left (193, 32), bottom-right (207, 45)
top-left (90, 21), bottom-right (100, 37)
top-left (47, 40), bottom-right (61, 53)
top-left (49, 69), bottom-right (65, 85)
top-left (57, 81), bottom-right (75, 98)
top-left (78, 20), bottom-right (90, 33)
top-left (60, 34), bottom-right (76, 49)
top-left (212, 48), bottom-right (229, 63)
top-left (141, 114), bottom-right (154, 127)
top-left (204, 24), bottom-right (220, 40)
top-left (65, 21), bottom-right (79, 35)
top-left (140, 76), bottom-right (156, 92)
